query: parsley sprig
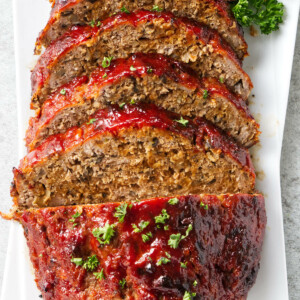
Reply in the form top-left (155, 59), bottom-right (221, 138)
top-left (231, 0), bottom-right (284, 35)
top-left (92, 221), bottom-right (116, 245)
top-left (71, 255), bottom-right (99, 271)
top-left (132, 220), bottom-right (149, 233)
top-left (114, 203), bottom-right (128, 223)
top-left (168, 224), bottom-right (193, 249)
top-left (154, 209), bottom-right (170, 224)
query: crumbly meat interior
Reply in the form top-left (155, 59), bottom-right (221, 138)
top-left (16, 127), bottom-right (254, 209)
top-left (41, 0), bottom-right (246, 59)
top-left (32, 75), bottom-right (257, 149)
top-left (40, 18), bottom-right (250, 105)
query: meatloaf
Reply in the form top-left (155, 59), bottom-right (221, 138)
top-left (14, 194), bottom-right (266, 300)
top-left (31, 10), bottom-right (253, 109)
top-left (26, 53), bottom-right (259, 150)
top-left (35, 0), bottom-right (248, 59)
top-left (12, 103), bottom-right (255, 209)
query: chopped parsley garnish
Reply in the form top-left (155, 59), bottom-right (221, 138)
top-left (39, 254), bottom-right (43, 257)
top-left (92, 221), bottom-right (116, 245)
top-left (175, 117), bottom-right (189, 127)
top-left (69, 211), bottom-right (82, 228)
top-left (60, 88), bottom-right (66, 95)
top-left (193, 280), bottom-right (198, 287)
top-left (156, 254), bottom-right (171, 266)
top-left (203, 90), bottom-right (209, 99)
top-left (168, 224), bottom-right (193, 249)
top-left (119, 102), bottom-right (126, 109)
top-left (102, 73), bottom-right (108, 78)
top-left (130, 65), bottom-right (137, 71)
top-left (180, 262), bottom-right (187, 268)
top-left (142, 232), bottom-right (153, 243)
top-left (114, 203), bottom-right (128, 223)
top-left (183, 291), bottom-right (196, 300)
top-left (102, 56), bottom-right (113, 68)
top-left (147, 67), bottom-right (153, 73)
top-left (231, 0), bottom-right (284, 35)
top-left (120, 6), bottom-right (130, 14)
top-left (148, 257), bottom-right (153, 262)
top-left (151, 5), bottom-right (163, 12)
top-left (90, 20), bottom-right (95, 27)
top-left (83, 255), bottom-right (99, 271)
top-left (219, 76), bottom-right (225, 84)
top-left (168, 197), bottom-right (179, 205)
top-left (97, 21), bottom-right (102, 27)
top-left (94, 269), bottom-right (105, 280)
top-left (71, 257), bottom-right (83, 266)
top-left (200, 202), bottom-right (209, 210)
top-left (154, 209), bottom-right (170, 224)
top-left (86, 118), bottom-right (97, 125)
top-left (132, 220), bottom-right (150, 233)
top-left (164, 225), bottom-right (169, 231)
top-left (119, 278), bottom-right (126, 289)
top-left (130, 99), bottom-right (136, 104)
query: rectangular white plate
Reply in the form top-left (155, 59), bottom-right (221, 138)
top-left (1, 0), bottom-right (300, 299)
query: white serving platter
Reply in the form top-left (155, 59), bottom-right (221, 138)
top-left (1, 0), bottom-right (300, 299)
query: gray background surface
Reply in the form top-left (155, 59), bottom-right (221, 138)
top-left (0, 1), bottom-right (299, 299)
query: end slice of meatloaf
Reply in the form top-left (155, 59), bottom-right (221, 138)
top-left (31, 10), bottom-right (253, 109)
top-left (26, 53), bottom-right (259, 150)
top-left (12, 103), bottom-right (255, 209)
top-left (14, 194), bottom-right (266, 300)
top-left (35, 0), bottom-right (248, 60)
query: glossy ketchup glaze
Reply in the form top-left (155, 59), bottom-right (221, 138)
top-left (26, 53), bottom-right (255, 150)
top-left (19, 103), bottom-right (255, 177)
top-left (32, 9), bottom-right (243, 103)
top-left (16, 194), bottom-right (266, 300)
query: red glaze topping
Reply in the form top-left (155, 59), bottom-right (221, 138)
top-left (26, 53), bottom-right (255, 150)
top-left (17, 194), bottom-right (266, 300)
top-left (19, 103), bottom-right (255, 177)
top-left (32, 10), bottom-right (245, 103)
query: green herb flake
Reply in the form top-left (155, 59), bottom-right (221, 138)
top-left (71, 257), bottom-right (83, 267)
top-left (193, 280), bottom-right (198, 287)
top-left (119, 278), bottom-right (126, 289)
top-left (151, 5), bottom-right (163, 12)
top-left (83, 255), bottom-right (99, 271)
top-left (102, 73), bottom-right (108, 78)
top-left (175, 116), bottom-right (189, 127)
top-left (164, 225), bottom-right (169, 231)
top-left (203, 89), bottom-right (209, 99)
top-left (147, 67), bottom-right (153, 73)
top-left (132, 220), bottom-right (150, 233)
top-left (219, 76), bottom-right (225, 84)
top-left (142, 232), bottom-right (153, 243)
top-left (154, 209), bottom-right (170, 224)
top-left (60, 88), bottom-right (66, 95)
top-left (69, 211), bottom-right (81, 223)
top-left (92, 221), bottom-right (116, 245)
top-left (89, 20), bottom-right (95, 27)
top-left (119, 102), bottom-right (126, 109)
top-left (165, 252), bottom-right (171, 258)
top-left (86, 118), bottom-right (97, 125)
top-left (130, 65), bottom-right (137, 71)
top-left (156, 256), bottom-right (171, 266)
top-left (180, 262), bottom-right (187, 268)
top-left (130, 99), bottom-right (136, 104)
top-left (183, 291), bottom-right (196, 300)
top-left (102, 56), bottom-right (113, 68)
top-left (97, 21), bottom-right (102, 27)
top-left (231, 0), bottom-right (284, 35)
top-left (148, 257), bottom-right (153, 262)
top-left (114, 203), bottom-right (128, 223)
top-left (168, 197), bottom-right (179, 205)
top-left (120, 6), bottom-right (130, 14)
top-left (200, 202), bottom-right (209, 210)
top-left (39, 254), bottom-right (43, 257)
top-left (168, 224), bottom-right (193, 249)
top-left (94, 269), bottom-right (105, 280)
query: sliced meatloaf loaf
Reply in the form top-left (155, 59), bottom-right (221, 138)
top-left (35, 0), bottom-right (247, 59)
top-left (12, 104), bottom-right (255, 209)
top-left (26, 53), bottom-right (259, 150)
top-left (31, 10), bottom-right (253, 109)
top-left (14, 194), bottom-right (266, 300)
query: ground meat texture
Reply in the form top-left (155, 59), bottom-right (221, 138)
top-left (12, 104), bottom-right (255, 210)
top-left (35, 0), bottom-right (248, 60)
top-left (31, 10), bottom-right (253, 109)
top-left (14, 194), bottom-right (266, 300)
top-left (26, 54), bottom-right (259, 150)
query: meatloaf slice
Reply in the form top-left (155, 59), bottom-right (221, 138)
top-left (14, 194), bottom-right (266, 300)
top-left (35, 0), bottom-right (248, 60)
top-left (26, 53), bottom-right (259, 150)
top-left (31, 10), bottom-right (253, 109)
top-left (12, 104), bottom-right (255, 209)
